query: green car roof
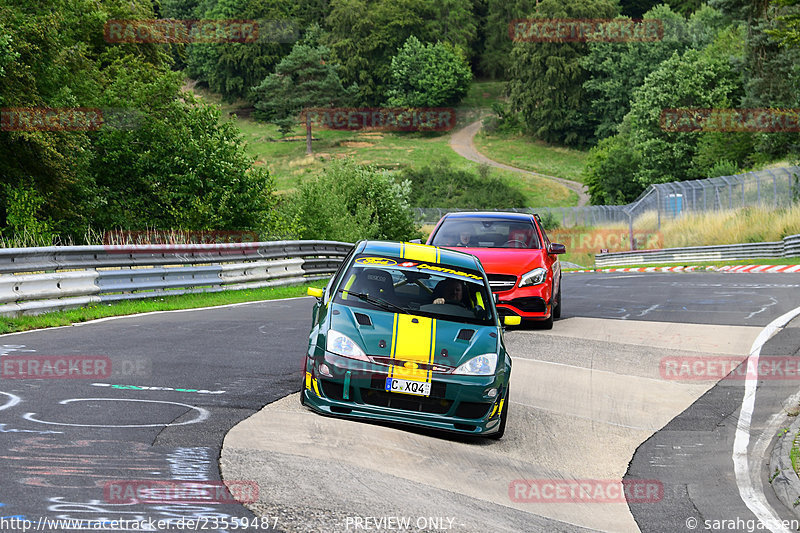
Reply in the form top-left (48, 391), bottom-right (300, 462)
top-left (358, 241), bottom-right (481, 272)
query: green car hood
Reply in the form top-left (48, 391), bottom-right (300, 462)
top-left (329, 303), bottom-right (498, 369)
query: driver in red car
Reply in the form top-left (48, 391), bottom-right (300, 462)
top-left (452, 226), bottom-right (476, 247)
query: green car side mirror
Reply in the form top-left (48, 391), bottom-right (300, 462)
top-left (307, 287), bottom-right (324, 298)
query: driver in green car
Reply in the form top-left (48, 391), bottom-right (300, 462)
top-left (432, 278), bottom-right (470, 308)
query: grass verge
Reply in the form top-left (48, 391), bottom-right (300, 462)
top-left (0, 282), bottom-right (322, 335)
top-left (473, 131), bottom-right (589, 183)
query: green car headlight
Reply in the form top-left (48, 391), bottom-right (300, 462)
top-left (453, 353), bottom-right (498, 376)
top-left (519, 267), bottom-right (547, 287)
top-left (326, 330), bottom-right (368, 361)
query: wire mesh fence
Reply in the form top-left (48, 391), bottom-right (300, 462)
top-left (413, 167), bottom-right (800, 231)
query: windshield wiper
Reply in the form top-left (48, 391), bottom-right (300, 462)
top-left (337, 289), bottom-right (408, 314)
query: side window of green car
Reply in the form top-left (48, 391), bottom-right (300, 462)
top-left (324, 246), bottom-right (356, 304)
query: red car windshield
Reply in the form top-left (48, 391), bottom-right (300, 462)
top-left (429, 218), bottom-right (541, 249)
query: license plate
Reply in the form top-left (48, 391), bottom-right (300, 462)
top-left (385, 377), bottom-right (431, 397)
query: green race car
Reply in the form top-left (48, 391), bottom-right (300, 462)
top-left (302, 240), bottom-right (519, 439)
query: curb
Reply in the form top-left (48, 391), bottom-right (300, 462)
top-left (769, 414), bottom-right (800, 518)
top-left (564, 265), bottom-right (800, 274)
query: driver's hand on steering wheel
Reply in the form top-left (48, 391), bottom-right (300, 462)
top-left (434, 297), bottom-right (469, 308)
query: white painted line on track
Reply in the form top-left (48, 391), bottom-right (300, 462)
top-left (23, 398), bottom-right (210, 428)
top-left (0, 391), bottom-right (21, 411)
top-left (733, 305), bottom-right (800, 533)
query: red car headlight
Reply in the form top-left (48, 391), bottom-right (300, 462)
top-left (519, 267), bottom-right (547, 287)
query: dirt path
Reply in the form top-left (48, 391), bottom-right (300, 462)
top-left (449, 120), bottom-right (590, 207)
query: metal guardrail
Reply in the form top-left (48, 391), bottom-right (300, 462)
top-left (0, 240), bottom-right (353, 317)
top-left (595, 234), bottom-right (800, 267)
top-left (786, 235), bottom-right (800, 257)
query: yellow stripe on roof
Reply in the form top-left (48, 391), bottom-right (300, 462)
top-left (402, 242), bottom-right (439, 263)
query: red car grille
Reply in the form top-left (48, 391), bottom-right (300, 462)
top-left (487, 274), bottom-right (517, 292)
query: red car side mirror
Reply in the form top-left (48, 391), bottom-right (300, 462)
top-left (548, 243), bottom-right (566, 255)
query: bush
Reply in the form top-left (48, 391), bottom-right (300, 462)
top-left (290, 159), bottom-right (420, 242)
top-left (2, 183), bottom-right (54, 245)
top-left (386, 36), bottom-right (472, 108)
top-left (400, 159), bottom-right (527, 209)
top-left (482, 102), bottom-right (523, 135)
top-left (706, 160), bottom-right (740, 179)
top-left (583, 134), bottom-right (645, 204)
top-left (692, 132), bottom-right (755, 177)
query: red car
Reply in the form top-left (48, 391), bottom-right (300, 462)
top-left (426, 212), bottom-right (566, 328)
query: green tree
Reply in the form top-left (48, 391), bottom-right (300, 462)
top-left (667, 0), bottom-right (703, 15)
top-left (583, 134), bottom-right (643, 205)
top-left (584, 26), bottom-right (747, 204)
top-left (627, 27), bottom-right (745, 186)
top-left (186, 0), bottom-right (297, 102)
top-left (325, 0), bottom-right (477, 105)
top-left (581, 5), bottom-right (728, 140)
top-left (743, 4), bottom-right (800, 160)
top-left (0, 0), bottom-right (168, 235)
top-left (387, 36), bottom-right (472, 107)
top-left (619, 0), bottom-right (660, 17)
top-left (506, 0), bottom-right (620, 147)
top-left (91, 57), bottom-right (278, 231)
top-left (251, 38), bottom-right (355, 154)
top-left (0, 0), bottom-right (281, 238)
top-left (479, 0), bottom-right (535, 79)
top-left (769, 0), bottom-right (800, 46)
top-left (160, 0), bottom-right (202, 19)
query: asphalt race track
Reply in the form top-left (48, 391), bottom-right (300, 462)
top-left (1, 273), bottom-right (800, 532)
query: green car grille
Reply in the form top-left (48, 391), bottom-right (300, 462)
top-left (318, 376), bottom-right (493, 419)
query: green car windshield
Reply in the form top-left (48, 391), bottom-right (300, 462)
top-left (333, 256), bottom-right (495, 326)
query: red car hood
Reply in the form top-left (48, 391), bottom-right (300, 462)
top-left (446, 247), bottom-right (547, 276)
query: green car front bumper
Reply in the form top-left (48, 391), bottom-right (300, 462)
top-left (302, 352), bottom-right (510, 436)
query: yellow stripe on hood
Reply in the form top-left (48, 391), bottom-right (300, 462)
top-left (389, 314), bottom-right (436, 383)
